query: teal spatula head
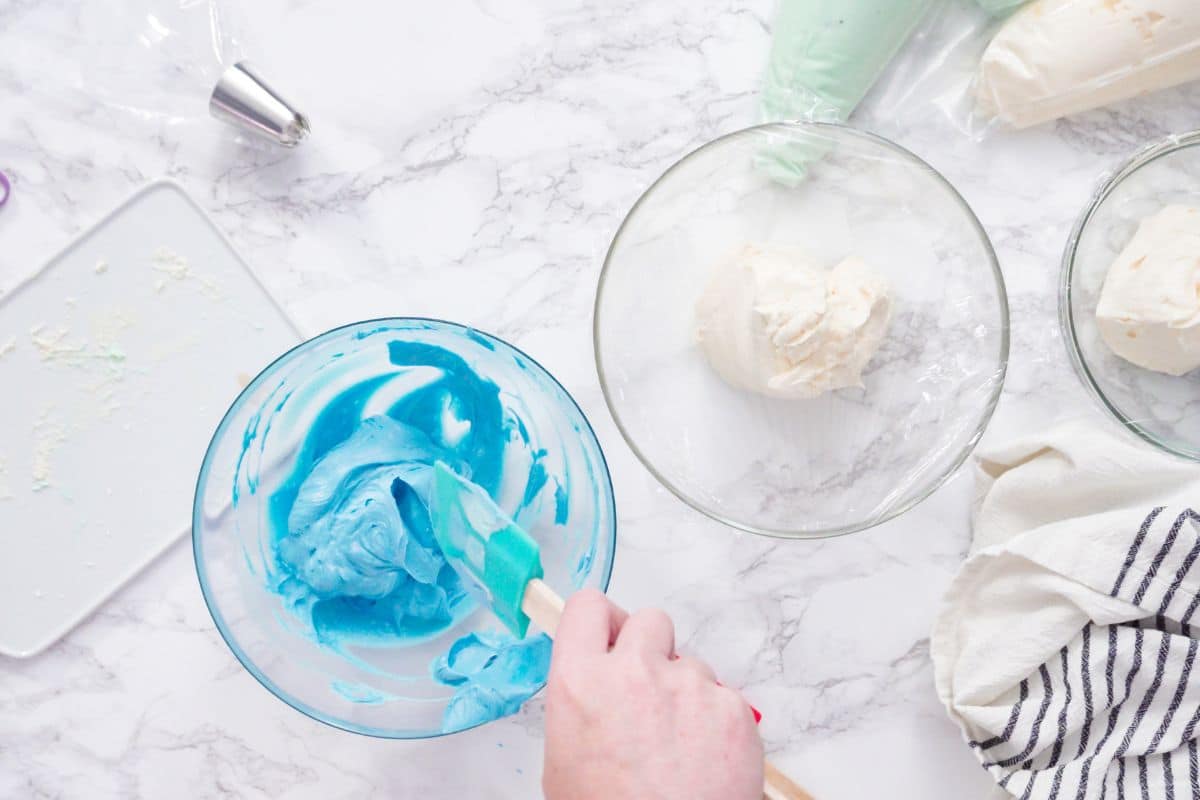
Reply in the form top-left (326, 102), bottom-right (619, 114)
top-left (429, 461), bottom-right (544, 638)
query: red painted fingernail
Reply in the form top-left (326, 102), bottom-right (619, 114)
top-left (715, 679), bottom-right (762, 723)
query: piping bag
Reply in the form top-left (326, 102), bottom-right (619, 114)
top-left (976, 0), bottom-right (1200, 130)
top-left (758, 0), bottom-right (936, 184)
top-left (67, 0), bottom-right (308, 147)
top-left (429, 462), bottom-right (814, 800)
top-left (974, 0), bottom-right (1030, 15)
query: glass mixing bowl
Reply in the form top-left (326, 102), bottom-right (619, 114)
top-left (1062, 131), bottom-right (1200, 461)
top-left (595, 122), bottom-right (1009, 539)
top-left (193, 318), bottom-right (616, 738)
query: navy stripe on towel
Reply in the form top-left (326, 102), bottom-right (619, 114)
top-left (972, 679), bottom-right (1030, 750)
top-left (985, 665), bottom-right (1054, 769)
top-left (1112, 508), bottom-right (1166, 599)
top-left (1157, 510), bottom-right (1200, 617)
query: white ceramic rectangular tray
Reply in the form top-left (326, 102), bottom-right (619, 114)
top-left (0, 180), bottom-right (301, 657)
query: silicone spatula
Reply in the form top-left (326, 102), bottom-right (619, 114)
top-left (428, 461), bottom-right (814, 800)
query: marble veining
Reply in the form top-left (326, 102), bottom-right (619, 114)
top-left (3, 0), bottom-right (1200, 798)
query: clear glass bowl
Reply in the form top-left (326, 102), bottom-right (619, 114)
top-left (193, 318), bottom-right (616, 738)
top-left (594, 122), bottom-right (1009, 539)
top-left (1062, 130), bottom-right (1200, 461)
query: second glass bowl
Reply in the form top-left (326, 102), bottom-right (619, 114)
top-left (1062, 131), bottom-right (1200, 461)
top-left (594, 122), bottom-right (1009, 539)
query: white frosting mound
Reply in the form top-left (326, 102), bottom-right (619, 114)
top-left (695, 244), bottom-right (892, 400)
top-left (1097, 205), bottom-right (1200, 377)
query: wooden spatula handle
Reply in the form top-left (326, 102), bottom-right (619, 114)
top-left (522, 577), bottom-right (566, 637)
top-left (521, 580), bottom-right (817, 800)
top-left (763, 761), bottom-right (815, 800)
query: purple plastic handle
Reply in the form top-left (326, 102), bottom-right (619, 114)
top-left (0, 171), bottom-right (9, 208)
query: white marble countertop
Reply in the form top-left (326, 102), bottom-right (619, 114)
top-left (3, 1), bottom-right (1200, 798)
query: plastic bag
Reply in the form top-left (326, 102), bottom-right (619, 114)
top-left (856, 0), bottom-right (995, 134)
top-left (759, 0), bottom-right (940, 124)
top-left (5, 0), bottom-right (307, 151)
top-left (4, 0), bottom-right (241, 130)
top-left (771, 0), bottom-right (1200, 140)
top-left (974, 0), bottom-right (1030, 16)
top-left (756, 0), bottom-right (1003, 147)
top-left (751, 0), bottom-right (993, 145)
top-left (80, 0), bottom-right (242, 123)
top-left (976, 0), bottom-right (1200, 130)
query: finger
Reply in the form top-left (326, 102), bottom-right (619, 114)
top-left (714, 681), bottom-right (763, 723)
top-left (717, 685), bottom-right (761, 728)
top-left (552, 589), bottom-right (627, 667)
top-left (613, 608), bottom-right (675, 657)
top-left (671, 655), bottom-right (718, 683)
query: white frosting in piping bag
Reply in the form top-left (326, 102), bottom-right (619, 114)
top-left (977, 0), bottom-right (1200, 129)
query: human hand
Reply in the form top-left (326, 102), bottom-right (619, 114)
top-left (542, 589), bottom-right (764, 800)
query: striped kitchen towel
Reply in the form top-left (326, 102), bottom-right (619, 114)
top-left (932, 421), bottom-right (1200, 799)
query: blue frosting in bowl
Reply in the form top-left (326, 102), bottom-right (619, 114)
top-left (262, 339), bottom-right (557, 732)
top-left (195, 319), bottom-right (615, 738)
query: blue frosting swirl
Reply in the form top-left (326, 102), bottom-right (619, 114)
top-left (266, 339), bottom-right (556, 731)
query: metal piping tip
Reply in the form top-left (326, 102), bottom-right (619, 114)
top-left (209, 61), bottom-right (310, 147)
